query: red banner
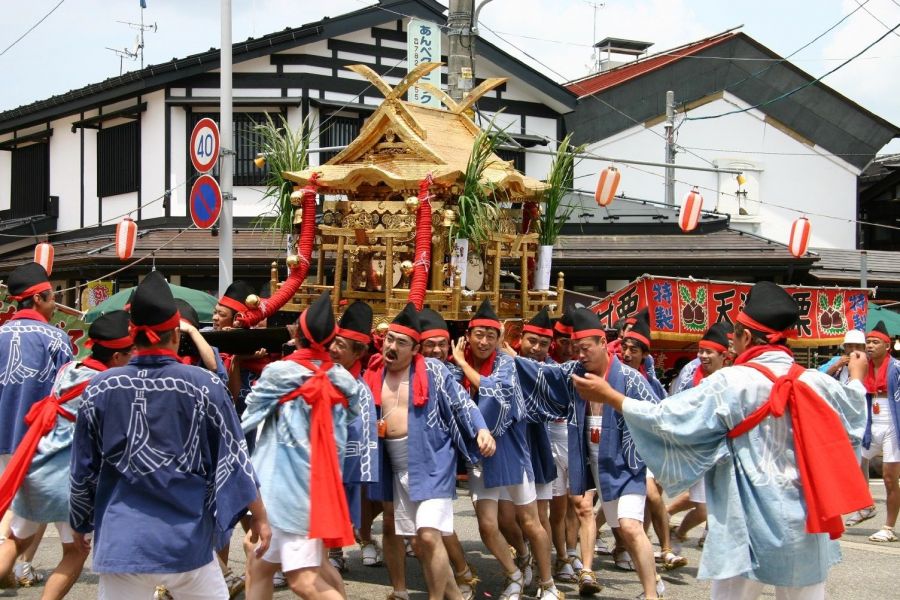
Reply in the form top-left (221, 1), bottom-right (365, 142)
top-left (590, 276), bottom-right (870, 348)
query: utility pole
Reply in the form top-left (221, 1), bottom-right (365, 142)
top-left (664, 90), bottom-right (675, 206)
top-left (219, 0), bottom-right (234, 295)
top-left (447, 0), bottom-right (474, 101)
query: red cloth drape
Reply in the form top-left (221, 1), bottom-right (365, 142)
top-left (363, 353), bottom-right (428, 408)
top-left (727, 355), bottom-right (872, 539)
top-left (461, 348), bottom-right (495, 392)
top-left (0, 359), bottom-right (107, 515)
top-left (280, 349), bottom-right (354, 548)
top-left (865, 357), bottom-right (890, 395)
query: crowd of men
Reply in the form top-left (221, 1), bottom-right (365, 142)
top-left (0, 261), bottom-right (890, 600)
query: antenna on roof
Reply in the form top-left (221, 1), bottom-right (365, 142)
top-left (585, 1), bottom-right (605, 73)
top-left (106, 46), bottom-right (139, 76)
top-left (115, 1), bottom-right (157, 71)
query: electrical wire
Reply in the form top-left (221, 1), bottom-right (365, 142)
top-left (685, 20), bottom-right (900, 122)
top-left (855, 0), bottom-right (900, 39)
top-left (0, 0), bottom-right (66, 57)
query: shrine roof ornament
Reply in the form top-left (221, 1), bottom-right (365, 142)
top-left (284, 62), bottom-right (548, 199)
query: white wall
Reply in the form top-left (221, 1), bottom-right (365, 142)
top-left (48, 114), bottom-right (83, 231)
top-left (572, 92), bottom-right (860, 249)
top-left (0, 147), bottom-right (11, 211)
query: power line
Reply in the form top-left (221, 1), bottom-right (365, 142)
top-left (685, 20), bottom-right (900, 122)
top-left (855, 0), bottom-right (900, 39)
top-left (0, 0), bottom-right (67, 58)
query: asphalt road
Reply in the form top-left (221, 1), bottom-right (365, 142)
top-left (4, 482), bottom-right (896, 599)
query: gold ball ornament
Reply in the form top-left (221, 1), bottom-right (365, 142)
top-left (245, 294), bottom-right (260, 309)
top-left (405, 196), bottom-right (420, 212)
top-left (286, 255), bottom-right (300, 268)
top-left (442, 209), bottom-right (457, 227)
top-left (400, 260), bottom-right (414, 276)
top-left (376, 322), bottom-right (390, 335)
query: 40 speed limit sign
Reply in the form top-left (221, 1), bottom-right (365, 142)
top-left (190, 117), bottom-right (220, 173)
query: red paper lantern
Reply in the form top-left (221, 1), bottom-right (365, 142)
top-left (789, 217), bottom-right (811, 258)
top-left (34, 242), bottom-right (54, 276)
top-left (116, 217), bottom-right (138, 261)
top-left (595, 165), bottom-right (621, 207)
top-left (679, 187), bottom-right (703, 232)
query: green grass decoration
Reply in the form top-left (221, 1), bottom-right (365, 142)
top-left (254, 113), bottom-right (312, 235)
top-left (538, 133), bottom-right (586, 246)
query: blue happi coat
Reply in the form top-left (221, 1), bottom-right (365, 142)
top-left (371, 358), bottom-right (487, 503)
top-left (862, 356), bottom-right (900, 450)
top-left (0, 314), bottom-right (73, 454)
top-left (343, 373), bottom-right (378, 529)
top-left (671, 358), bottom-right (701, 394)
top-left (70, 352), bottom-right (259, 574)
top-left (525, 357), bottom-right (557, 486)
top-left (452, 352), bottom-right (531, 488)
top-left (241, 357), bottom-right (360, 536)
top-left (639, 355), bottom-right (667, 399)
top-left (515, 355), bottom-right (660, 499)
top-left (13, 361), bottom-right (97, 523)
top-left (621, 350), bottom-right (867, 586)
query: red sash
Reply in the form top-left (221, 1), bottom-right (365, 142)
top-left (279, 349), bottom-right (354, 548)
top-left (462, 348), bottom-right (496, 393)
top-left (727, 359), bottom-right (872, 539)
top-left (363, 353), bottom-right (429, 408)
top-left (865, 357), bottom-right (890, 395)
top-left (0, 358), bottom-right (107, 515)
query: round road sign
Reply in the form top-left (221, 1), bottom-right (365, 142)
top-left (190, 175), bottom-right (223, 229)
top-left (190, 117), bottom-right (220, 173)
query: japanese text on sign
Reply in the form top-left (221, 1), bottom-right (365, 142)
top-left (407, 19), bottom-right (441, 107)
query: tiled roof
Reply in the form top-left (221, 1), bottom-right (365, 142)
top-left (565, 30), bottom-right (739, 98)
top-left (808, 247), bottom-right (900, 285)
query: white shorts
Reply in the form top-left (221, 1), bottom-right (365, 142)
top-left (393, 472), bottom-right (454, 537)
top-left (262, 526), bottom-right (324, 572)
top-left (98, 558), bottom-right (227, 600)
top-left (548, 421), bottom-right (570, 497)
top-left (710, 576), bottom-right (824, 600)
top-left (468, 464), bottom-right (536, 506)
top-left (689, 479), bottom-right (707, 504)
top-left (535, 482), bottom-right (553, 502)
top-left (862, 419), bottom-right (900, 462)
top-left (601, 493), bottom-right (646, 526)
top-left (10, 514), bottom-right (74, 544)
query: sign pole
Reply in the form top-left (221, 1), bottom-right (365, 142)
top-left (218, 0), bottom-right (234, 296)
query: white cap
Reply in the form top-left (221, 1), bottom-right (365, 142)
top-left (843, 329), bottom-right (866, 346)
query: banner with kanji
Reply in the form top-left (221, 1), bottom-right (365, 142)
top-left (590, 276), bottom-right (870, 347)
top-left (0, 288), bottom-right (90, 359)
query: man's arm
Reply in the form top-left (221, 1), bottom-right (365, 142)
top-left (180, 321), bottom-right (221, 376)
top-left (433, 360), bottom-right (495, 458)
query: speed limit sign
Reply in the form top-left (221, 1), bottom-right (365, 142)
top-left (190, 118), bottom-right (220, 173)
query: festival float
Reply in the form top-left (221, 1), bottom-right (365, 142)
top-left (234, 62), bottom-right (566, 331)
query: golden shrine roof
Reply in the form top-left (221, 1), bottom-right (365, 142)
top-left (284, 62), bottom-right (548, 199)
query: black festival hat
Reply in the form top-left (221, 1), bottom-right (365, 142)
top-left (217, 280), bottom-right (255, 314)
top-left (469, 299), bottom-right (501, 331)
top-left (554, 308), bottom-right (574, 337)
top-left (298, 290), bottom-right (337, 349)
top-left (419, 307), bottom-right (450, 340)
top-left (736, 281), bottom-right (798, 343)
top-left (868, 320), bottom-right (891, 344)
top-left (6, 262), bottom-right (51, 301)
top-left (699, 322), bottom-right (732, 353)
top-left (570, 307), bottom-right (606, 341)
top-left (389, 302), bottom-right (421, 342)
top-left (623, 308), bottom-right (652, 348)
top-left (130, 271), bottom-right (181, 343)
top-left (174, 299), bottom-right (201, 329)
top-left (337, 301), bottom-right (373, 344)
top-left (523, 307), bottom-right (553, 338)
top-left (625, 307), bottom-right (649, 327)
top-left (88, 310), bottom-right (134, 350)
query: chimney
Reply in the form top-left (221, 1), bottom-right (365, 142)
top-left (593, 37), bottom-right (653, 72)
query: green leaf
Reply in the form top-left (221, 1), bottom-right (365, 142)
top-left (818, 293), bottom-right (829, 311)
top-left (697, 287), bottom-right (707, 305)
top-left (833, 294), bottom-right (843, 310)
top-left (538, 133), bottom-right (586, 245)
top-left (679, 284), bottom-right (691, 304)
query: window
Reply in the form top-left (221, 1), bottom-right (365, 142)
top-left (97, 121), bottom-right (139, 197)
top-left (496, 148), bottom-right (526, 172)
top-left (319, 114), bottom-right (360, 163)
top-left (190, 112), bottom-right (270, 186)
top-left (10, 142), bottom-right (49, 218)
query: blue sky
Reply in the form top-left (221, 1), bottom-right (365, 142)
top-left (1, 0), bottom-right (898, 152)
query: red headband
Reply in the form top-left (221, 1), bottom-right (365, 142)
top-left (624, 331), bottom-right (651, 348)
top-left (8, 281), bottom-right (52, 302)
top-left (699, 340), bottom-right (727, 353)
top-left (388, 323), bottom-right (421, 343)
top-left (336, 327), bottom-right (371, 345)
top-left (88, 336), bottom-right (135, 350)
top-left (469, 318), bottom-right (501, 331)
top-left (572, 328), bottom-right (606, 341)
top-left (420, 328), bottom-right (450, 341)
top-left (867, 330), bottom-right (891, 344)
top-left (736, 311), bottom-right (794, 344)
top-left (554, 321), bottom-right (573, 337)
top-left (218, 295), bottom-right (248, 314)
top-left (523, 324), bottom-right (554, 338)
top-left (129, 311), bottom-right (181, 344)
